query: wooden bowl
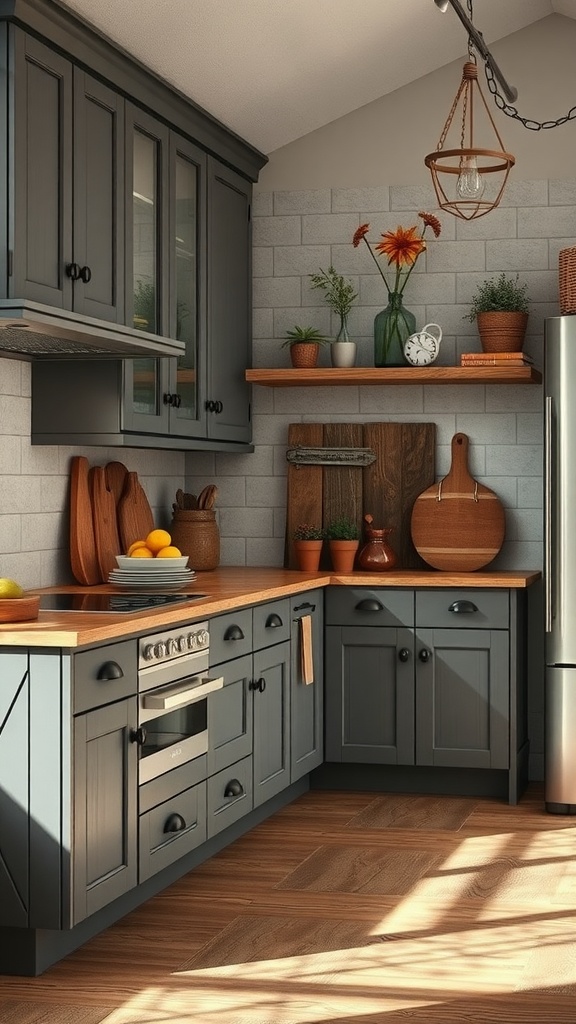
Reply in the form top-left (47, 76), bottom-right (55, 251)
top-left (0, 594), bottom-right (40, 622)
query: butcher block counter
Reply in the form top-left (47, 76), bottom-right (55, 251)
top-left (0, 567), bottom-right (540, 648)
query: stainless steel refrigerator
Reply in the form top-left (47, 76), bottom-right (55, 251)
top-left (544, 314), bottom-right (576, 813)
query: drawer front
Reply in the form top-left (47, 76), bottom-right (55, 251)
top-left (209, 608), bottom-right (253, 666)
top-left (253, 598), bottom-right (291, 650)
top-left (139, 756), bottom-right (208, 815)
top-left (207, 755), bottom-right (253, 839)
top-left (139, 780), bottom-right (207, 883)
top-left (207, 654), bottom-right (253, 776)
top-left (74, 639), bottom-right (137, 714)
top-left (326, 587), bottom-right (414, 627)
top-left (416, 589), bottom-right (509, 630)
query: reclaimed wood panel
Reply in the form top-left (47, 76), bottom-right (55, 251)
top-left (284, 423), bottom-right (324, 569)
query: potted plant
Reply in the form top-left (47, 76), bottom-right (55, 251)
top-left (281, 326), bottom-right (328, 368)
top-left (464, 272), bottom-right (529, 352)
top-left (326, 515), bottom-right (360, 572)
top-left (293, 524), bottom-right (325, 571)
top-left (310, 266), bottom-right (358, 368)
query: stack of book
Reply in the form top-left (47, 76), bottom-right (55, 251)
top-left (460, 351), bottom-right (533, 368)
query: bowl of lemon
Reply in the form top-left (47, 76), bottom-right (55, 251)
top-left (116, 529), bottom-right (189, 570)
top-left (0, 578), bottom-right (40, 622)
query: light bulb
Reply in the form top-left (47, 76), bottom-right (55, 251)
top-left (456, 156), bottom-right (485, 200)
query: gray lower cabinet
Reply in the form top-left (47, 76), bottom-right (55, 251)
top-left (290, 591), bottom-right (324, 781)
top-left (0, 652), bottom-right (30, 928)
top-left (252, 640), bottom-right (291, 807)
top-left (325, 587), bottom-right (523, 786)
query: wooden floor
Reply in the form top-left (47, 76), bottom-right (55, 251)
top-left (3, 784), bottom-right (576, 1023)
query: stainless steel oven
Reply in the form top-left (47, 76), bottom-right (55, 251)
top-left (135, 622), bottom-right (223, 785)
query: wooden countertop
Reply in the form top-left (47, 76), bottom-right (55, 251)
top-left (0, 566), bottom-right (540, 648)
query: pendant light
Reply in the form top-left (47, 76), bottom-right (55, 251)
top-left (425, 0), bottom-right (514, 221)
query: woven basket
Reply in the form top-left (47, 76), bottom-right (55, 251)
top-left (170, 509), bottom-right (220, 571)
top-left (290, 343), bottom-right (320, 368)
top-left (559, 246), bottom-right (576, 314)
top-left (477, 311), bottom-right (528, 353)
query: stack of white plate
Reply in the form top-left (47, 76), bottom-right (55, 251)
top-left (108, 555), bottom-right (197, 588)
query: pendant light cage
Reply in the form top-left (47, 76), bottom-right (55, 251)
top-left (424, 61), bottom-right (515, 221)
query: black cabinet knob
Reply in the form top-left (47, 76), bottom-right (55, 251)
top-left (214, 400), bottom-right (223, 414)
top-left (448, 600), bottom-right (478, 614)
top-left (173, 393), bottom-right (182, 408)
top-left (418, 648), bottom-right (431, 663)
top-left (65, 262), bottom-right (81, 280)
top-left (163, 392), bottom-right (174, 405)
top-left (265, 613), bottom-right (283, 629)
top-left (164, 812), bottom-right (186, 833)
top-left (398, 647), bottom-right (411, 662)
top-left (80, 265), bottom-right (92, 283)
top-left (223, 624), bottom-right (244, 641)
top-left (224, 779), bottom-right (244, 798)
top-left (355, 598), bottom-right (383, 613)
top-left (96, 660), bottom-right (124, 680)
top-left (248, 678), bottom-right (259, 690)
top-left (129, 726), bottom-right (146, 746)
top-left (257, 677), bottom-right (266, 693)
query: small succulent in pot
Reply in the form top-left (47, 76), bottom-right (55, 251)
top-left (293, 524), bottom-right (325, 541)
top-left (282, 326), bottom-right (328, 368)
top-left (325, 516), bottom-right (360, 541)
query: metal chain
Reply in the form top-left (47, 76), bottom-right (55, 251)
top-left (467, 0), bottom-right (576, 131)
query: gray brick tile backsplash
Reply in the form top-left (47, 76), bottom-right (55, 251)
top-left (486, 239), bottom-right (548, 272)
top-left (253, 215), bottom-right (301, 246)
top-left (456, 208), bottom-right (516, 240)
top-left (519, 206), bottom-right (576, 238)
top-left (302, 213), bottom-right (360, 244)
top-left (273, 244), bottom-right (332, 276)
top-left (274, 189), bottom-right (331, 214)
top-left (331, 186), bottom-right (390, 212)
top-left (549, 179), bottom-right (576, 205)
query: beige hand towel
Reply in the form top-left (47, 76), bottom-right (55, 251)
top-left (299, 614), bottom-right (314, 685)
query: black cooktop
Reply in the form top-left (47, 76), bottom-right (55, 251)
top-left (39, 593), bottom-right (205, 614)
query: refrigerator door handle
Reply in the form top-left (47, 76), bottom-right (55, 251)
top-left (545, 395), bottom-right (553, 634)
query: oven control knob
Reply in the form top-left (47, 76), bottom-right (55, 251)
top-left (177, 635), bottom-right (188, 653)
top-left (187, 632), bottom-right (199, 650)
top-left (167, 637), bottom-right (178, 656)
top-left (154, 641), bottom-right (167, 659)
top-left (196, 629), bottom-right (209, 648)
top-left (143, 644), bottom-right (156, 661)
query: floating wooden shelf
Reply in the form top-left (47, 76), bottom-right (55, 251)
top-left (246, 366), bottom-right (542, 386)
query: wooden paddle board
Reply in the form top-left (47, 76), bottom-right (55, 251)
top-left (104, 461), bottom-right (129, 505)
top-left (117, 471), bottom-right (155, 552)
top-left (69, 456), bottom-right (100, 585)
top-left (410, 432), bottom-right (505, 571)
top-left (90, 466), bottom-right (122, 580)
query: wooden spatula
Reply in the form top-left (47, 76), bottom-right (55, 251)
top-left (118, 471), bottom-right (155, 552)
top-left (69, 456), bottom-right (101, 585)
top-left (90, 466), bottom-right (122, 580)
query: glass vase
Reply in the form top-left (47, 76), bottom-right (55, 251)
top-left (374, 292), bottom-right (416, 367)
top-left (336, 315), bottom-right (350, 343)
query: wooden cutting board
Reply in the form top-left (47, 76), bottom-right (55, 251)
top-left (90, 466), bottom-right (122, 580)
top-left (104, 461), bottom-right (129, 505)
top-left (117, 471), bottom-right (155, 552)
top-left (410, 432), bottom-right (505, 571)
top-left (69, 456), bottom-right (100, 585)
top-left (284, 421), bottom-right (436, 569)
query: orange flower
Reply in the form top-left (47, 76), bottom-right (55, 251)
top-left (353, 223), bottom-right (370, 247)
top-left (376, 226), bottom-right (426, 269)
top-left (419, 211), bottom-right (442, 237)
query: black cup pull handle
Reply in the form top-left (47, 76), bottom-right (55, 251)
top-left (129, 726), bottom-right (146, 746)
top-left (97, 660), bottom-right (124, 680)
top-left (66, 262), bottom-right (81, 280)
top-left (173, 393), bottom-right (182, 408)
top-left (265, 613), bottom-right (283, 628)
top-left (224, 779), bottom-right (244, 798)
top-left (223, 624), bottom-right (244, 641)
top-left (398, 648), bottom-right (411, 662)
top-left (418, 648), bottom-right (432, 663)
top-left (258, 677), bottom-right (267, 693)
top-left (163, 392), bottom-right (174, 405)
top-left (355, 598), bottom-right (384, 613)
top-left (164, 812), bottom-right (186, 833)
top-left (214, 400), bottom-right (223, 414)
top-left (448, 600), bottom-right (478, 614)
top-left (80, 265), bottom-right (92, 283)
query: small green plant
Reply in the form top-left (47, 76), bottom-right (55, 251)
top-left (293, 524), bottom-right (325, 541)
top-left (326, 516), bottom-right (359, 541)
top-left (464, 273), bottom-right (529, 321)
top-left (281, 326), bottom-right (328, 347)
top-left (310, 266), bottom-right (357, 319)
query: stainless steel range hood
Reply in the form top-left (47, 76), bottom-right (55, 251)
top-left (0, 301), bottom-right (185, 358)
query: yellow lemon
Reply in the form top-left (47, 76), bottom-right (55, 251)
top-left (127, 539), bottom-right (147, 556)
top-left (156, 545), bottom-right (182, 559)
top-left (129, 546), bottom-right (154, 558)
top-left (145, 528), bottom-right (172, 553)
top-left (0, 578), bottom-right (24, 598)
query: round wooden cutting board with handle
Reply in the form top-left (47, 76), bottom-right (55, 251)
top-left (410, 432), bottom-right (505, 571)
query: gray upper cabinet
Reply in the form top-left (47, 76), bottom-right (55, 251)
top-left (10, 31), bottom-right (124, 321)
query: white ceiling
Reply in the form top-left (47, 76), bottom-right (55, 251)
top-left (62, 0), bottom-right (573, 154)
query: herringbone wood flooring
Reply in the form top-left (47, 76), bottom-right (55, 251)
top-left (2, 784), bottom-right (576, 1023)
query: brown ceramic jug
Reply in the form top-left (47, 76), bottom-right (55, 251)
top-left (357, 514), bottom-right (397, 571)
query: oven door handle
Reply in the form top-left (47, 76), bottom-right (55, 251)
top-left (142, 675), bottom-right (224, 711)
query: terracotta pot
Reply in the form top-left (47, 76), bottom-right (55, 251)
top-left (477, 311), bottom-right (528, 353)
top-left (290, 343), bottom-right (320, 368)
top-left (329, 539), bottom-right (359, 573)
top-left (294, 539), bottom-right (323, 571)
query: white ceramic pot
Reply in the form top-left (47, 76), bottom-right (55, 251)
top-left (331, 341), bottom-right (357, 368)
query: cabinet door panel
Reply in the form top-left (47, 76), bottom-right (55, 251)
top-left (291, 592), bottom-right (324, 781)
top-left (12, 31), bottom-right (72, 306)
top-left (208, 654), bottom-right (253, 775)
top-left (416, 628), bottom-right (509, 769)
top-left (253, 641), bottom-right (290, 807)
top-left (0, 653), bottom-right (29, 928)
top-left (73, 71), bottom-right (124, 323)
top-left (73, 697), bottom-right (138, 924)
top-left (325, 625), bottom-right (414, 765)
